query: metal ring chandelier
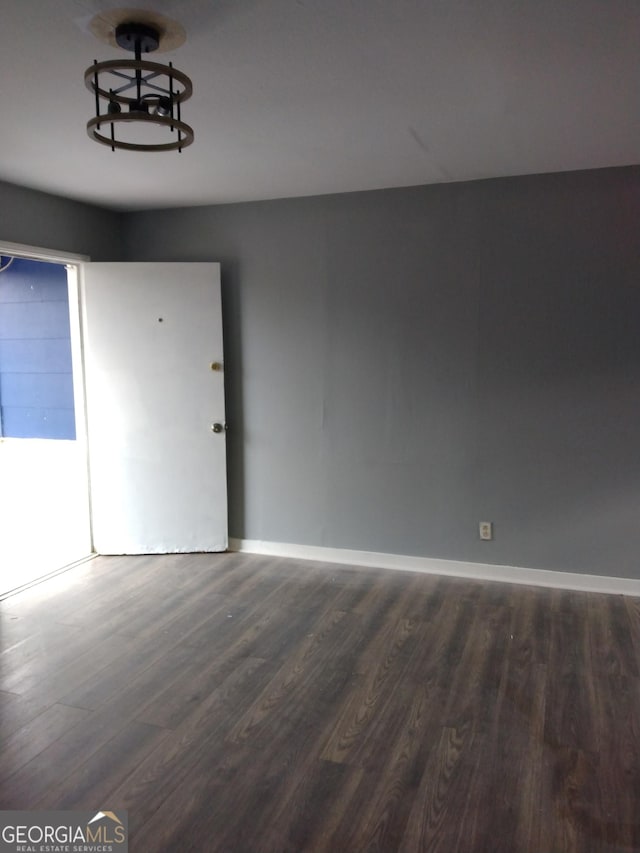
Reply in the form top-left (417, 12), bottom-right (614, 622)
top-left (85, 21), bottom-right (194, 152)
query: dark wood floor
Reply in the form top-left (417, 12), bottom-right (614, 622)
top-left (1, 553), bottom-right (640, 852)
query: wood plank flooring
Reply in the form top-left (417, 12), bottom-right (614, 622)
top-left (1, 553), bottom-right (640, 852)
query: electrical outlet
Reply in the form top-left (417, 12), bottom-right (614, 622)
top-left (479, 521), bottom-right (493, 541)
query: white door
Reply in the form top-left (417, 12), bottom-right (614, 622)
top-left (82, 262), bottom-right (227, 554)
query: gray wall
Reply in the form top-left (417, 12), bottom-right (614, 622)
top-left (124, 166), bottom-right (640, 578)
top-left (0, 180), bottom-right (123, 261)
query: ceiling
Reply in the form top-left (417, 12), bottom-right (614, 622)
top-left (0, 0), bottom-right (638, 211)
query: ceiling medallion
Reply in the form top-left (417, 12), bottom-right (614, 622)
top-left (85, 17), bottom-right (193, 152)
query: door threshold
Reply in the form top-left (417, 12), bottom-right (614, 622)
top-left (0, 553), bottom-right (97, 601)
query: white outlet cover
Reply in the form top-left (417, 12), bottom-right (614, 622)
top-left (479, 522), bottom-right (493, 540)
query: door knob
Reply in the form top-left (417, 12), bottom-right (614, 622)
top-left (211, 422), bottom-right (225, 433)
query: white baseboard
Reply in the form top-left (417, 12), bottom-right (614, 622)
top-left (228, 538), bottom-right (640, 597)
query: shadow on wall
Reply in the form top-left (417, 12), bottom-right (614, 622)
top-left (219, 258), bottom-right (246, 539)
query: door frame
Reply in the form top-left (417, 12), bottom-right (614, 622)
top-left (0, 240), bottom-right (95, 582)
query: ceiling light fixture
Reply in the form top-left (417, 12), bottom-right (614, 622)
top-left (85, 19), bottom-right (193, 152)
